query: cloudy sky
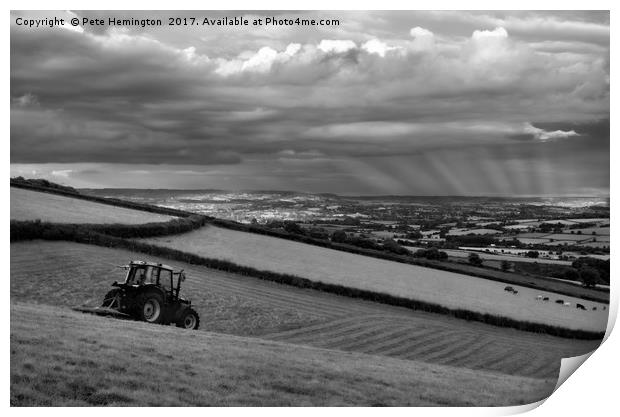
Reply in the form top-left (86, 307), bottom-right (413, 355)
top-left (10, 10), bottom-right (609, 195)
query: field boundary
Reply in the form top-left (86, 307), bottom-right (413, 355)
top-left (11, 216), bottom-right (209, 240)
top-left (10, 181), bottom-right (608, 303)
top-left (10, 220), bottom-right (606, 340)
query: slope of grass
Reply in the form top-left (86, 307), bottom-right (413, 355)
top-left (140, 226), bottom-right (608, 332)
top-left (11, 241), bottom-right (601, 379)
top-left (11, 188), bottom-right (175, 224)
top-left (11, 302), bottom-right (557, 406)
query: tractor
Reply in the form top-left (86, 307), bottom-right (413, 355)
top-left (98, 260), bottom-right (200, 330)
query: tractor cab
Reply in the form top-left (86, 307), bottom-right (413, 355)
top-left (121, 261), bottom-right (186, 299)
top-left (100, 260), bottom-right (199, 329)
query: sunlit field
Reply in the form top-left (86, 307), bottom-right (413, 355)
top-left (11, 188), bottom-right (175, 224)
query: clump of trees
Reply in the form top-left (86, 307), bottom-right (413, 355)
top-left (413, 247), bottom-right (448, 261)
top-left (381, 239), bottom-right (411, 256)
top-left (538, 222), bottom-right (564, 233)
top-left (572, 257), bottom-right (609, 286)
top-left (578, 267), bottom-right (600, 288)
top-left (444, 234), bottom-right (497, 248)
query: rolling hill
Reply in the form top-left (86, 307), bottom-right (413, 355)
top-left (11, 302), bottom-right (556, 406)
top-left (11, 187), bottom-right (175, 224)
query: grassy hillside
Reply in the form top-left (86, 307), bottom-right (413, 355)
top-left (11, 188), bottom-right (175, 224)
top-left (140, 226), bottom-right (608, 332)
top-left (11, 241), bottom-right (601, 379)
top-left (11, 302), bottom-right (557, 406)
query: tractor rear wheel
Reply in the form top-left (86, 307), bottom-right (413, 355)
top-left (101, 289), bottom-right (121, 309)
top-left (177, 308), bottom-right (200, 330)
top-left (138, 292), bottom-right (164, 324)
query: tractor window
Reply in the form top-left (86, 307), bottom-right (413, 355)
top-left (144, 266), bottom-right (159, 284)
top-left (126, 266), bottom-right (147, 285)
top-left (159, 270), bottom-right (173, 293)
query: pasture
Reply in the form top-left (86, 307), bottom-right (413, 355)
top-left (10, 302), bottom-right (557, 406)
top-left (140, 226), bottom-right (608, 332)
top-left (11, 241), bottom-right (601, 380)
top-left (11, 188), bottom-right (175, 225)
top-left (404, 246), bottom-right (572, 265)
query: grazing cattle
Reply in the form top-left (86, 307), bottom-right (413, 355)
top-left (603, 306), bottom-right (606, 310)
top-left (593, 307), bottom-right (597, 311)
top-left (513, 290), bottom-right (518, 295)
top-left (555, 299), bottom-right (564, 304)
top-left (576, 304), bottom-right (586, 310)
top-left (543, 297), bottom-right (549, 301)
top-left (536, 295), bottom-right (543, 301)
top-left (563, 302), bottom-right (571, 307)
top-left (504, 286), bottom-right (514, 292)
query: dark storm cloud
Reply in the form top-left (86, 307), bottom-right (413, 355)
top-left (10, 10), bottom-right (609, 195)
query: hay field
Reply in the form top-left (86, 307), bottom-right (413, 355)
top-left (140, 226), bottom-right (608, 332)
top-left (11, 241), bottom-right (600, 380)
top-left (11, 302), bottom-right (558, 406)
top-left (11, 188), bottom-right (175, 224)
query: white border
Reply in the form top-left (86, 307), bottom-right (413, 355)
top-left (4, 1), bottom-right (616, 415)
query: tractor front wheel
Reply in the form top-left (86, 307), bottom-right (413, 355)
top-left (177, 308), bottom-right (200, 330)
top-left (138, 292), bottom-right (164, 324)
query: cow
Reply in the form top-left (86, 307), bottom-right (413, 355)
top-left (555, 299), bottom-right (564, 304)
top-left (504, 286), bottom-right (514, 292)
top-left (513, 290), bottom-right (519, 295)
top-left (576, 303), bottom-right (586, 310)
top-left (593, 307), bottom-right (597, 311)
top-left (543, 297), bottom-right (550, 301)
top-left (536, 295), bottom-right (543, 301)
top-left (603, 306), bottom-right (607, 310)
top-left (564, 302), bottom-right (571, 307)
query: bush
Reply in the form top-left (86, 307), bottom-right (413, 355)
top-left (331, 230), bottom-right (348, 243)
top-left (468, 253), bottom-right (483, 266)
top-left (500, 260), bottom-right (512, 272)
top-left (307, 227), bottom-right (329, 240)
top-left (381, 239), bottom-right (410, 256)
top-left (283, 221), bottom-right (305, 235)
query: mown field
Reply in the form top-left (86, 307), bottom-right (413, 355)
top-left (11, 303), bottom-right (558, 406)
top-left (11, 188), bottom-right (175, 224)
top-left (140, 226), bottom-right (608, 332)
top-left (11, 241), bottom-right (601, 381)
